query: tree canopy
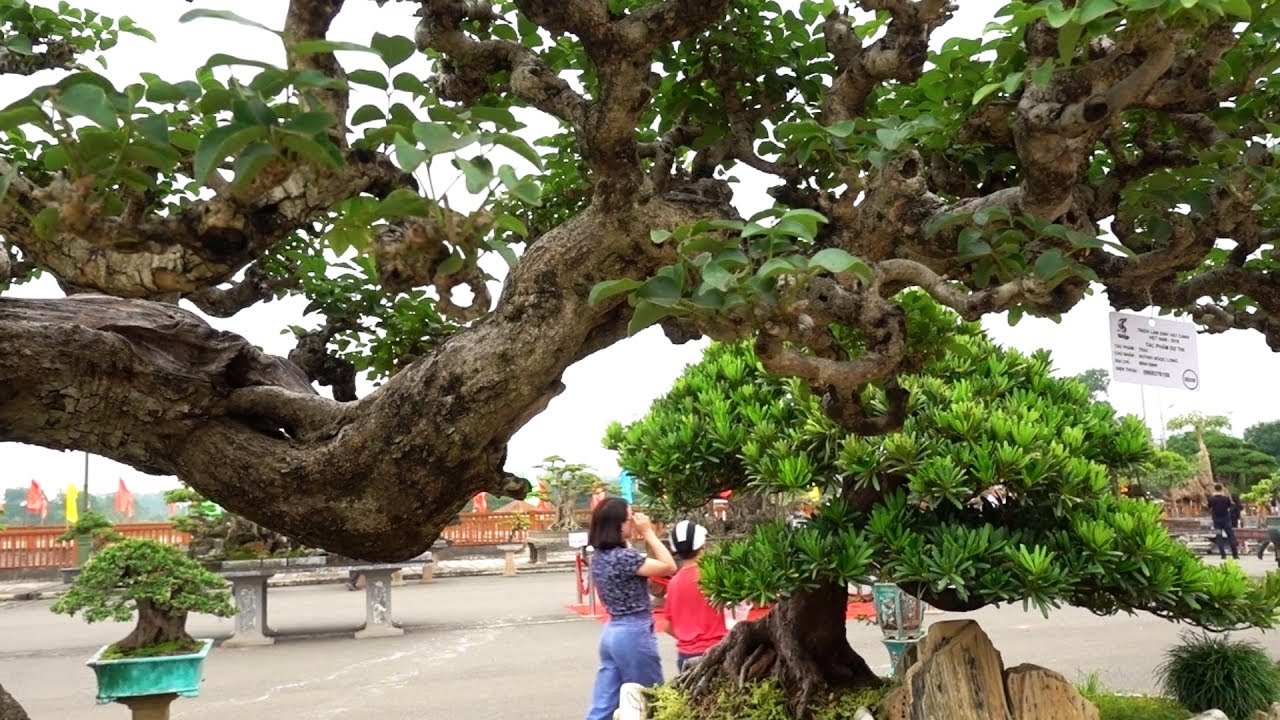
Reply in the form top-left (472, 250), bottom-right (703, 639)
top-left (1166, 429), bottom-right (1280, 488)
top-left (609, 295), bottom-right (1280, 630)
top-left (1244, 420), bottom-right (1280, 461)
top-left (1, 0), bottom-right (1278, 560)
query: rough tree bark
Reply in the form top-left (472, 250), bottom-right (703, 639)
top-left (0, 192), bottom-right (731, 559)
top-left (117, 601), bottom-right (193, 653)
top-left (0, 683), bottom-right (30, 720)
top-left (679, 582), bottom-right (879, 717)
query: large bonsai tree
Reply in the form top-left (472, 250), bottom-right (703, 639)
top-left (607, 296), bottom-right (1280, 715)
top-left (0, 0), bottom-right (1278, 564)
top-left (51, 539), bottom-right (235, 655)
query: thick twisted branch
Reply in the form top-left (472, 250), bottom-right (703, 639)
top-left (822, 0), bottom-right (955, 123)
top-left (184, 263), bottom-right (298, 317)
top-left (284, 0), bottom-right (350, 137)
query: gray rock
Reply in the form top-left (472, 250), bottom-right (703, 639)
top-left (1186, 711), bottom-right (1227, 720)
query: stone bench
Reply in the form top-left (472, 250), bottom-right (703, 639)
top-left (220, 563), bottom-right (409, 648)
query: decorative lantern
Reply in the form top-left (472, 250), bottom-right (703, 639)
top-left (872, 583), bottom-right (926, 676)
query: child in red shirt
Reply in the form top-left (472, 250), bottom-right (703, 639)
top-left (664, 521), bottom-right (728, 671)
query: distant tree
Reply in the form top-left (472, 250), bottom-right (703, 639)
top-left (1071, 368), bottom-right (1111, 398)
top-left (532, 456), bottom-right (605, 531)
top-left (1167, 432), bottom-right (1280, 489)
top-left (1136, 450), bottom-right (1198, 498)
top-left (1244, 421), bottom-right (1280, 462)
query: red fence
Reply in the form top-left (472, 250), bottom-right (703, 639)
top-left (0, 523), bottom-right (192, 570)
top-left (0, 512), bottom-right (595, 569)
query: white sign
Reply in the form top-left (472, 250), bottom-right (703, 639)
top-left (1109, 312), bottom-right (1200, 390)
top-left (568, 531), bottom-right (589, 549)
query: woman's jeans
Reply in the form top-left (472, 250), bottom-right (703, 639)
top-left (585, 613), bottom-right (663, 720)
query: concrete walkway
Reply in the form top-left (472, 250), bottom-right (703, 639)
top-left (10, 550), bottom-right (1280, 712)
top-left (6, 566), bottom-right (1280, 720)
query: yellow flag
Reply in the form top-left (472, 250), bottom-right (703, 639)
top-left (65, 484), bottom-right (79, 524)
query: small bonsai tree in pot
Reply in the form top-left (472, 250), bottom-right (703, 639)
top-left (58, 511), bottom-right (121, 567)
top-left (51, 538), bottom-right (235, 713)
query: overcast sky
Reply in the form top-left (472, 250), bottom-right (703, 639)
top-left (2, 1), bottom-right (1275, 500)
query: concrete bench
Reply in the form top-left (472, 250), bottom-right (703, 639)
top-left (220, 563), bottom-right (408, 647)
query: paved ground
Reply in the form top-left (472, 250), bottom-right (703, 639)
top-left (4, 557), bottom-right (1280, 719)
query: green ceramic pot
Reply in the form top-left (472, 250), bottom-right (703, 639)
top-left (87, 638), bottom-right (212, 704)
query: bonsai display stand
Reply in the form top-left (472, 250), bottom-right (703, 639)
top-left (117, 693), bottom-right (177, 720)
top-left (221, 564), bottom-right (406, 647)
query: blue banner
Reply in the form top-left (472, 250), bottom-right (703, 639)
top-left (618, 470), bottom-right (635, 503)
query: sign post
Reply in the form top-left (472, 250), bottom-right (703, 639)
top-left (1109, 312), bottom-right (1200, 390)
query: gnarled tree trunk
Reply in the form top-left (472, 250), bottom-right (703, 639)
top-left (117, 600), bottom-right (193, 653)
top-left (679, 581), bottom-right (878, 717)
top-left (0, 683), bottom-right (30, 720)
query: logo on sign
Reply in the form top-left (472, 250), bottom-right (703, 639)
top-left (1182, 369), bottom-right (1199, 390)
top-left (1116, 318), bottom-right (1129, 340)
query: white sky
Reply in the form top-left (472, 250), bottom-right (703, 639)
top-left (1, 1), bottom-right (1276, 499)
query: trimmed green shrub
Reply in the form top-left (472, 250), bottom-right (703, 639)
top-left (1157, 633), bottom-right (1280, 719)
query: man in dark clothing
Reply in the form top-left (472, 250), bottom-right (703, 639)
top-left (1208, 484), bottom-right (1240, 559)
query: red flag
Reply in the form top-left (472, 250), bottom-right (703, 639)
top-left (472, 493), bottom-right (488, 514)
top-left (25, 481), bottom-right (48, 520)
top-left (114, 479), bottom-right (135, 519)
top-left (167, 502), bottom-right (177, 516)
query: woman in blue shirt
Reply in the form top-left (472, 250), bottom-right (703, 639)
top-left (584, 497), bottom-right (677, 720)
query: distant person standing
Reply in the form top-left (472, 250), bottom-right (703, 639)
top-left (663, 521), bottom-right (728, 672)
top-left (1208, 484), bottom-right (1239, 560)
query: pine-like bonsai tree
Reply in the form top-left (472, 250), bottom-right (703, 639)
top-left (51, 538), bottom-right (235, 657)
top-left (607, 296), bottom-right (1280, 715)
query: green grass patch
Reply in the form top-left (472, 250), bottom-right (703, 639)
top-left (101, 638), bottom-right (202, 660)
top-left (649, 678), bottom-right (892, 720)
top-left (1078, 671), bottom-right (1191, 720)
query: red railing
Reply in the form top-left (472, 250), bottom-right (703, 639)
top-left (1, 511), bottom-right (597, 568)
top-left (0, 523), bottom-right (192, 570)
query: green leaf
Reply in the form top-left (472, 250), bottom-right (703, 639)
top-left (371, 33), bottom-right (416, 68)
top-left (5, 34), bottom-right (33, 55)
top-left (494, 212), bottom-right (528, 238)
top-left (204, 53), bottom-right (277, 70)
top-left (0, 103), bottom-right (47, 131)
top-left (179, 9), bottom-right (280, 35)
top-left (1045, 1), bottom-right (1075, 28)
top-left (485, 238), bottom-right (520, 269)
top-left (809, 248), bottom-right (859, 274)
top-left (283, 111), bottom-right (335, 135)
top-left (55, 84), bottom-right (116, 128)
top-left (454, 156), bottom-right (494, 193)
top-left (351, 104), bottom-right (385, 125)
top-left (637, 275), bottom-right (682, 307)
top-left (346, 69), bottom-right (389, 90)
top-left (757, 257), bottom-right (798, 279)
top-left (490, 133), bottom-right (544, 170)
top-left (135, 113), bottom-right (170, 146)
top-left (588, 278), bottom-right (643, 306)
top-left (230, 142), bottom-right (278, 194)
top-left (394, 133), bottom-right (427, 172)
top-left (1033, 248), bottom-right (1072, 283)
top-left (651, 229), bottom-right (673, 244)
top-left (972, 82), bottom-right (1002, 105)
top-left (377, 188), bottom-right (430, 217)
top-left (700, 261), bottom-right (736, 292)
top-left (1057, 21), bottom-right (1084, 64)
top-left (1077, 0), bottom-right (1118, 24)
top-left (627, 300), bottom-right (671, 336)
top-left (1220, 0), bottom-right (1251, 18)
top-left (413, 122), bottom-right (465, 154)
top-left (279, 133), bottom-right (342, 168)
top-left (291, 40), bottom-right (375, 55)
top-left (34, 206), bottom-right (60, 238)
top-left (193, 124), bottom-right (268, 184)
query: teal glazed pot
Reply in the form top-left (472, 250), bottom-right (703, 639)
top-left (86, 638), bottom-right (213, 704)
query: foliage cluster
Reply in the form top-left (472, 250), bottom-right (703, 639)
top-left (1157, 633), bottom-right (1280, 719)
